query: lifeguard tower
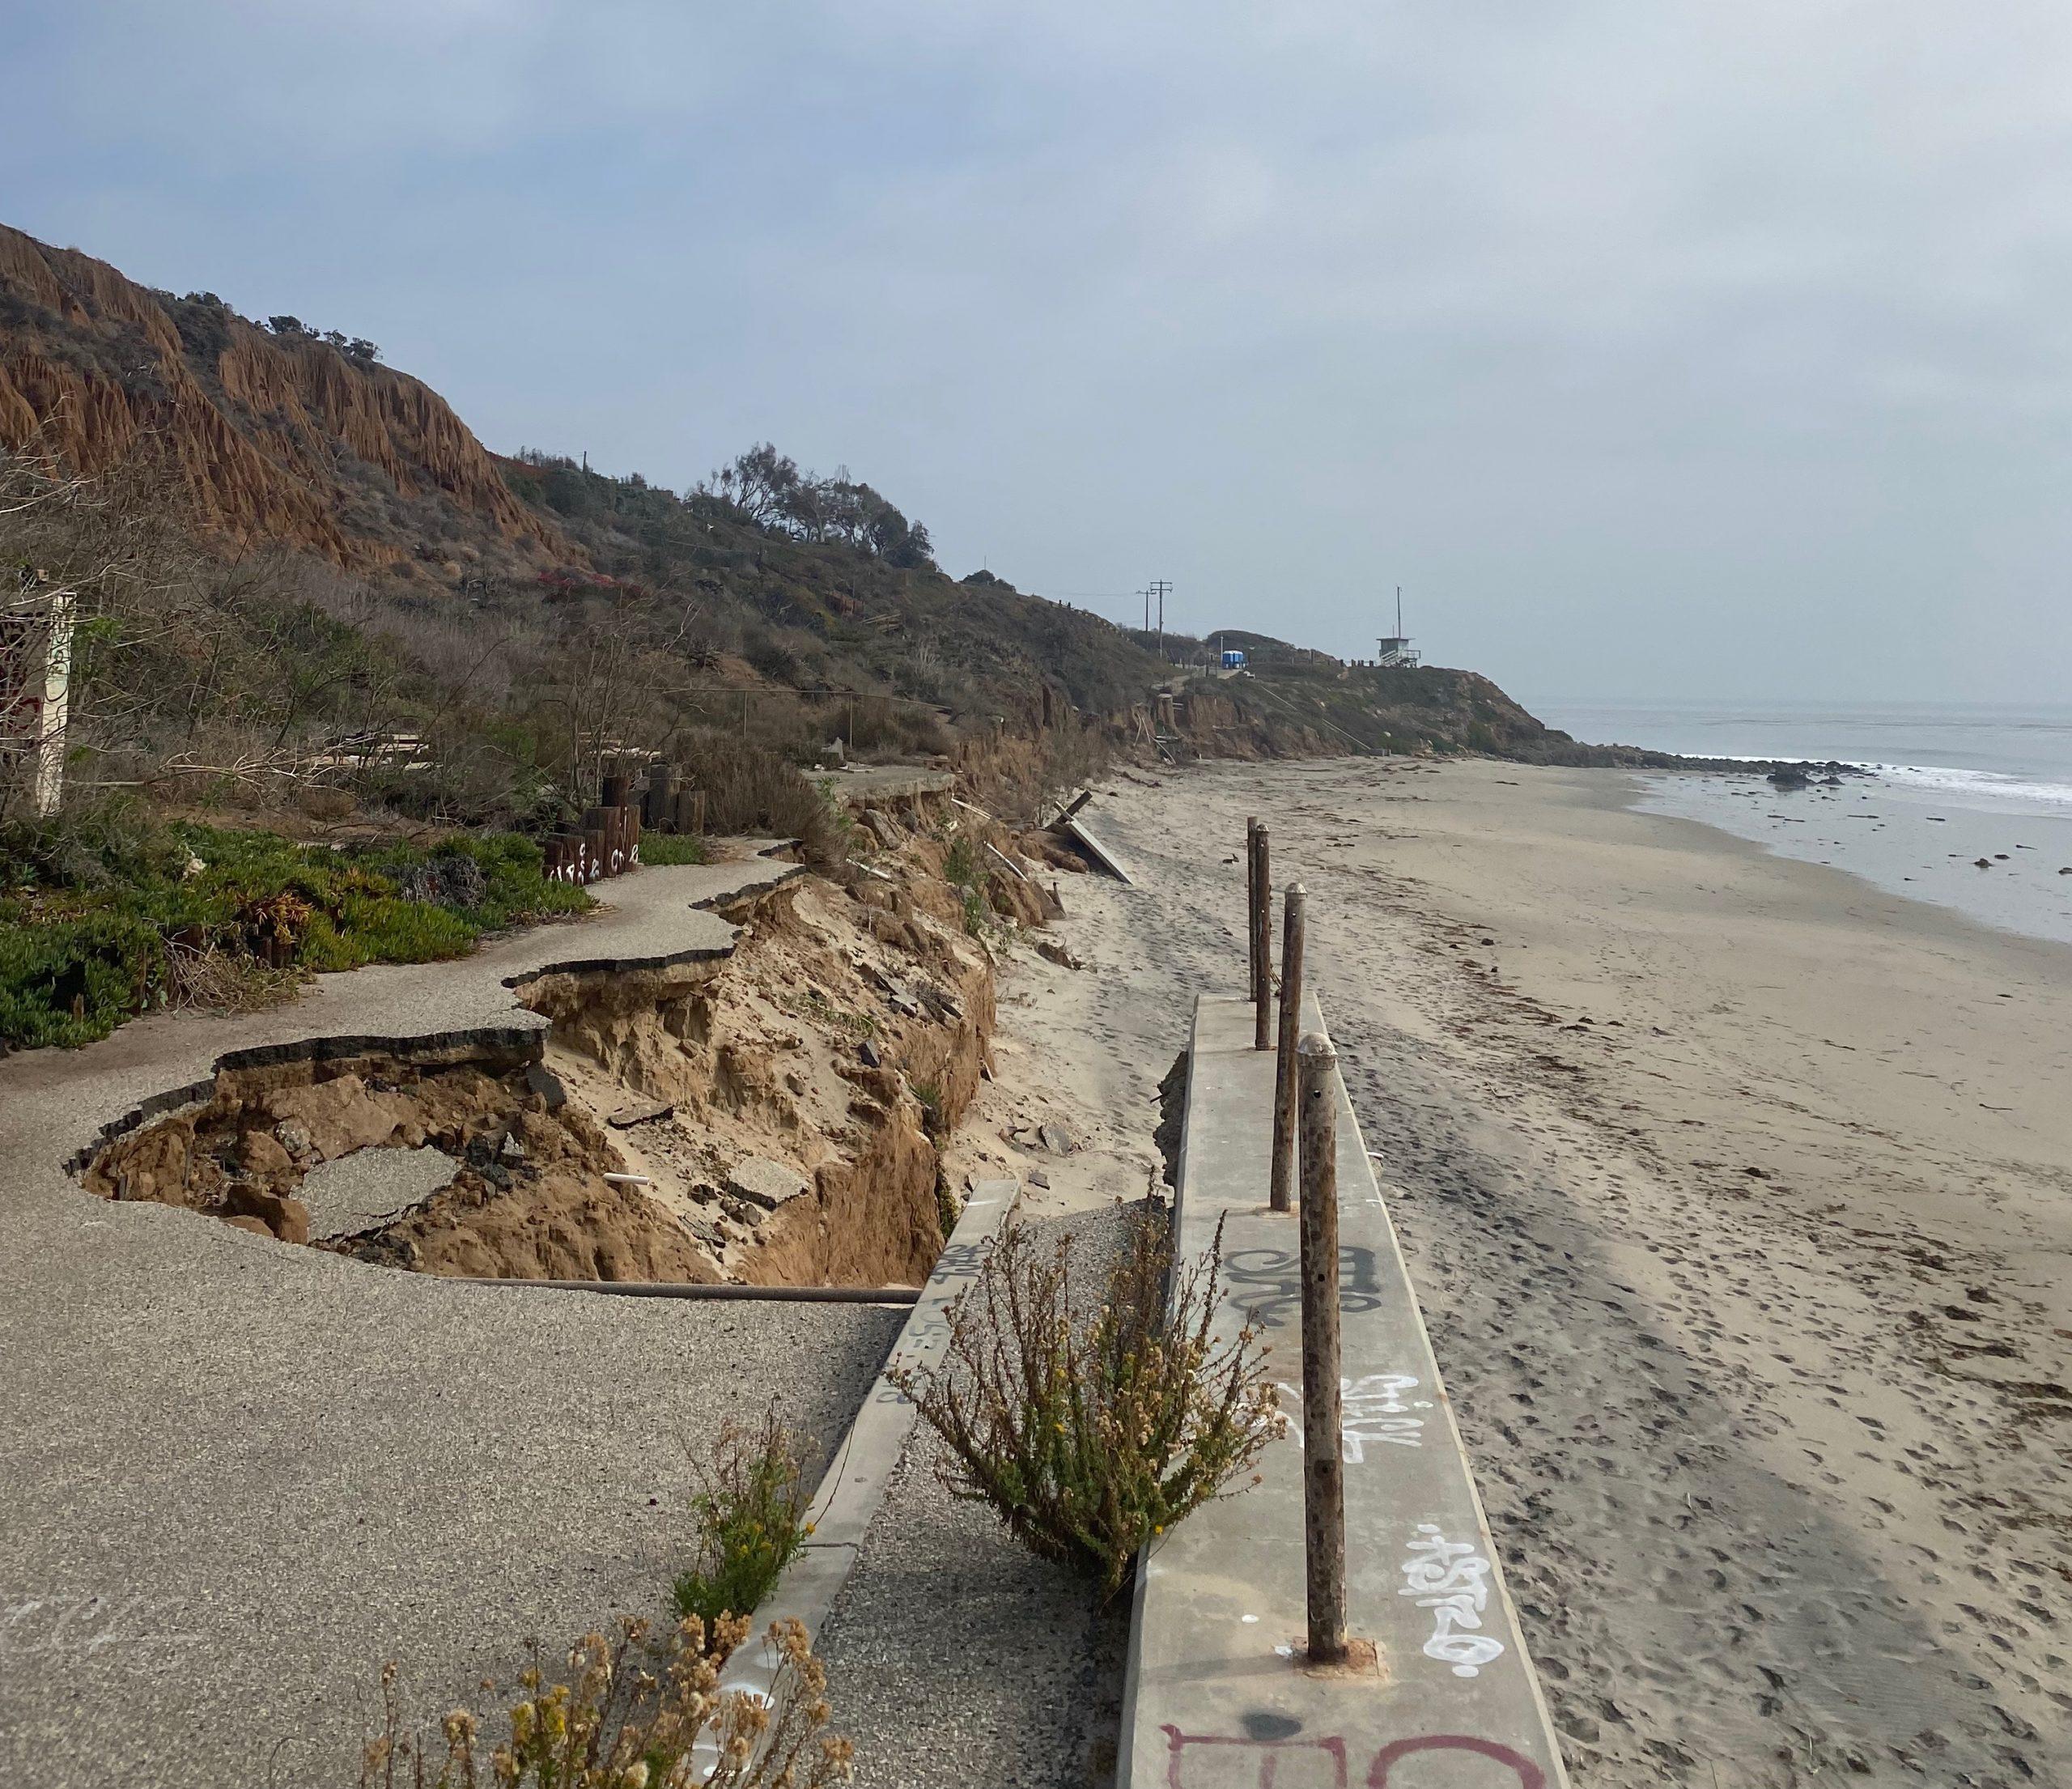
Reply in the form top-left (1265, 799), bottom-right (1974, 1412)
top-left (1376, 585), bottom-right (1420, 668)
top-left (1375, 634), bottom-right (1419, 669)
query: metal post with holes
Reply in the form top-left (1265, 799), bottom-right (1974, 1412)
top-left (1245, 818), bottom-right (1261, 997)
top-left (1297, 1029), bottom-right (1347, 1663)
top-left (1269, 882), bottom-right (1306, 1212)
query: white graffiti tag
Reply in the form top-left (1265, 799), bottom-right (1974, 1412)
top-left (1277, 1372), bottom-right (1433, 1463)
top-left (1399, 1524), bottom-right (1506, 1678)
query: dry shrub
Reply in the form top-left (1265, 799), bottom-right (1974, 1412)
top-left (362, 1614), bottom-right (851, 1788)
top-left (163, 939), bottom-right (304, 1015)
top-left (658, 729), bottom-right (850, 867)
top-left (890, 1211), bottom-right (1281, 1597)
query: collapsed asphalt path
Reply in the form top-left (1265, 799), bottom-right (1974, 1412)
top-left (0, 853), bottom-right (906, 1789)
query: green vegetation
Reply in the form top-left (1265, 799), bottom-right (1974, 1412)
top-left (638, 832), bottom-right (710, 866)
top-left (938, 829), bottom-right (995, 938)
top-left (783, 987), bottom-right (874, 1040)
top-left (0, 814), bottom-right (588, 1048)
top-left (670, 1413), bottom-right (813, 1639)
top-left (889, 1213), bottom-right (1282, 1599)
top-left (910, 1080), bottom-right (943, 1134)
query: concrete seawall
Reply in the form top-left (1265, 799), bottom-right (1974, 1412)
top-left (1119, 994), bottom-right (1568, 1787)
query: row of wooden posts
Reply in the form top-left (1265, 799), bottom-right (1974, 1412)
top-left (1244, 815), bottom-right (1347, 1667)
top-left (542, 758), bottom-right (710, 886)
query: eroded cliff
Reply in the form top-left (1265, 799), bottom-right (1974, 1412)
top-left (0, 223), bottom-right (567, 572)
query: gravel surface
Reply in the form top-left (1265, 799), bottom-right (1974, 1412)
top-left (814, 1202), bottom-right (1139, 1789)
top-left (0, 1279), bottom-right (903, 1789)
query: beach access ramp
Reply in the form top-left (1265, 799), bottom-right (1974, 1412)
top-left (1118, 993), bottom-right (1567, 1787)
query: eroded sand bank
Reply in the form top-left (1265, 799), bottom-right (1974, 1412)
top-left (1021, 757), bottom-right (2070, 1788)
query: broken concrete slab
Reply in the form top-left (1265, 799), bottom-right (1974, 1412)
top-left (825, 765), bottom-right (957, 807)
top-left (724, 1155), bottom-right (812, 1210)
top-left (605, 1098), bottom-right (674, 1129)
top-left (1054, 814), bottom-right (1135, 885)
top-left (299, 1145), bottom-right (459, 1242)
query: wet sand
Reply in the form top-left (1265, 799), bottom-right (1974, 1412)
top-left (1017, 757), bottom-right (2071, 1788)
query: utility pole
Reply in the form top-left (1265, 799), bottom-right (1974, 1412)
top-left (1149, 578), bottom-right (1172, 659)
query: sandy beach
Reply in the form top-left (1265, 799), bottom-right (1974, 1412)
top-left (1003, 756), bottom-right (2071, 1787)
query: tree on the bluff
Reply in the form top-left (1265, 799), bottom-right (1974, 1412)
top-left (695, 444), bottom-right (936, 570)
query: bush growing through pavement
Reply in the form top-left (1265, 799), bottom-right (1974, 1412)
top-left (889, 1210), bottom-right (1281, 1597)
top-left (361, 1613), bottom-right (851, 1788)
top-left (671, 1413), bottom-right (812, 1638)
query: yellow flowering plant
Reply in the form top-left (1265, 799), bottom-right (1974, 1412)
top-left (360, 1615), bottom-right (851, 1789)
top-left (671, 1411), bottom-right (812, 1642)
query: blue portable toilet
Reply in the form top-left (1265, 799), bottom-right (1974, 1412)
top-left (1220, 648), bottom-right (1246, 669)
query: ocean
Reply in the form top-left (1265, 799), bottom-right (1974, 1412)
top-left (1534, 699), bottom-right (2072, 948)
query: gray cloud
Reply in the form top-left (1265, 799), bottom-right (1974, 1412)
top-left (12, 0), bottom-right (2072, 703)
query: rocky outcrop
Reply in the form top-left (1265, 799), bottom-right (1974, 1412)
top-left (0, 223), bottom-right (567, 572)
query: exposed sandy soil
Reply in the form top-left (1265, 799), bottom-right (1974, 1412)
top-left (1017, 757), bottom-right (2070, 1789)
top-left (79, 809), bottom-right (1046, 1290)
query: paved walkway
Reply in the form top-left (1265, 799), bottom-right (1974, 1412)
top-left (1119, 995), bottom-right (1568, 1789)
top-left (0, 852), bottom-right (912, 1789)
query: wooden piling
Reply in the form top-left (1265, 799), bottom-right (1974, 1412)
top-left (1297, 1030), bottom-right (1347, 1664)
top-left (1269, 882), bottom-right (1306, 1213)
top-left (1252, 824), bottom-right (1272, 1049)
top-left (643, 759), bottom-right (674, 829)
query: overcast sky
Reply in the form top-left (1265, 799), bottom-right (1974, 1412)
top-left (12, 2), bottom-right (2072, 708)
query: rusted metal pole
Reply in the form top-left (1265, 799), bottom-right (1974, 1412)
top-left (462, 1278), bottom-right (919, 1305)
top-left (1245, 818), bottom-right (1261, 996)
top-left (1297, 1030), bottom-right (1346, 1664)
top-left (1252, 824), bottom-right (1273, 1048)
top-left (1269, 882), bottom-right (1306, 1212)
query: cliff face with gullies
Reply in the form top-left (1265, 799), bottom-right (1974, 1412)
top-left (0, 223), bottom-right (566, 573)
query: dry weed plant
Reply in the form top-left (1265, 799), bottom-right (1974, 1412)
top-left (672, 1412), bottom-right (812, 1638)
top-left (361, 1614), bottom-right (851, 1789)
top-left (888, 1210), bottom-right (1281, 1596)
top-left (163, 937), bottom-right (304, 1014)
